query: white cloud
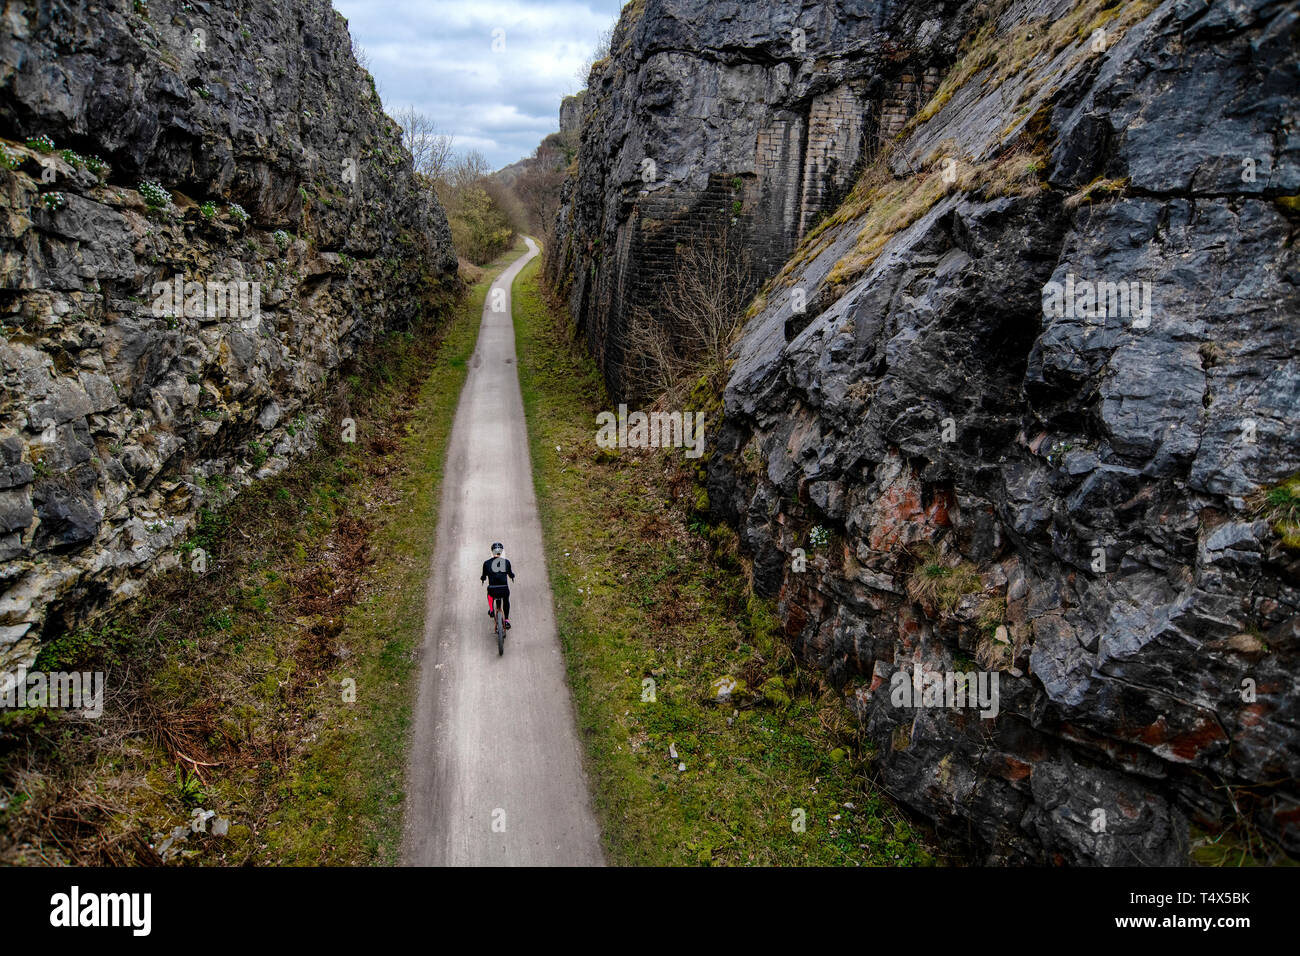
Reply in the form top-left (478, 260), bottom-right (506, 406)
top-left (333, 0), bottom-right (623, 169)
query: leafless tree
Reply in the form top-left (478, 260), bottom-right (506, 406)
top-left (512, 136), bottom-right (569, 239)
top-left (351, 37), bottom-right (371, 71)
top-left (446, 149), bottom-right (492, 190)
top-left (576, 20), bottom-right (616, 87)
top-left (392, 106), bottom-right (455, 179)
top-left (625, 224), bottom-right (759, 402)
top-left (352, 38), bottom-right (382, 99)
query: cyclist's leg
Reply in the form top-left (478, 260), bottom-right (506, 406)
top-left (503, 593), bottom-right (511, 626)
top-left (487, 594), bottom-right (495, 617)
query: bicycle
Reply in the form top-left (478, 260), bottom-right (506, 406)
top-left (490, 593), bottom-right (507, 656)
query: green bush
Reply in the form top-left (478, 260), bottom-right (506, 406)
top-left (447, 185), bottom-right (514, 265)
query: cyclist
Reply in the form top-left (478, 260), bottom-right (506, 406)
top-left (481, 542), bottom-right (515, 630)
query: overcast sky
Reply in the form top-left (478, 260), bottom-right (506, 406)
top-left (332, 0), bottom-right (624, 171)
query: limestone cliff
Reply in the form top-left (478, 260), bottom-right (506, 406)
top-left (547, 0), bottom-right (993, 400)
top-left (554, 0), bottom-right (1300, 863)
top-left (0, 0), bottom-right (458, 668)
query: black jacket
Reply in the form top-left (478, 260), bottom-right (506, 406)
top-left (481, 557), bottom-right (515, 591)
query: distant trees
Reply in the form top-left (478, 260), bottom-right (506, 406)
top-left (388, 106), bottom-right (577, 267)
top-left (388, 105), bottom-right (516, 267)
top-left (510, 133), bottom-right (571, 244)
top-left (437, 150), bottom-right (515, 266)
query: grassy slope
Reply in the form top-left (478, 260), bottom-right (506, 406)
top-left (512, 255), bottom-right (936, 866)
top-left (0, 240), bottom-right (527, 865)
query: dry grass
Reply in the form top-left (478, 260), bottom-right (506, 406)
top-left (457, 258), bottom-right (484, 284)
top-left (976, 596), bottom-right (1008, 635)
top-left (1250, 475), bottom-right (1300, 550)
top-left (905, 545), bottom-right (984, 616)
top-left (825, 169), bottom-right (953, 287)
top-left (1064, 175), bottom-right (1131, 209)
top-left (904, 0), bottom-right (1156, 137)
top-left (820, 141), bottom-right (1049, 290)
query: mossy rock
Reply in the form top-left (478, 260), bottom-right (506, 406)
top-left (759, 675), bottom-right (792, 709)
top-left (829, 747), bottom-right (847, 763)
top-left (891, 725), bottom-right (911, 752)
top-left (686, 370), bottom-right (724, 420)
top-left (708, 675), bottom-right (747, 701)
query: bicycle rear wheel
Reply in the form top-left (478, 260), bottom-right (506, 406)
top-left (496, 603), bottom-right (505, 656)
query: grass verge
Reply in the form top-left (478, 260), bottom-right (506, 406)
top-left (512, 254), bottom-right (938, 866)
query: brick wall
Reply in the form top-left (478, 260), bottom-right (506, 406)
top-left (798, 81), bottom-right (871, 237)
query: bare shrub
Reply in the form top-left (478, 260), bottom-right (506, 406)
top-left (625, 224), bottom-right (759, 404)
top-left (392, 107), bottom-right (455, 179)
top-left (577, 20), bottom-right (616, 88)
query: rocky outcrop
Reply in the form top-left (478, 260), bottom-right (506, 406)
top-left (559, 92), bottom-right (584, 140)
top-left (558, 0), bottom-right (1300, 863)
top-left (546, 0), bottom-right (991, 401)
top-left (0, 0), bottom-right (458, 667)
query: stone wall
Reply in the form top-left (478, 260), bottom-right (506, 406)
top-left (797, 80), bottom-right (871, 236)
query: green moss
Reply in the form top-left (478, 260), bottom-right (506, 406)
top-left (33, 622), bottom-right (132, 672)
top-left (760, 676), bottom-right (793, 710)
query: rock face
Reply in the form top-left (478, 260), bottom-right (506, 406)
top-left (0, 0), bottom-right (458, 668)
top-left (546, 0), bottom-right (989, 401)
top-left (557, 0), bottom-right (1300, 863)
top-left (558, 92), bottom-right (584, 139)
